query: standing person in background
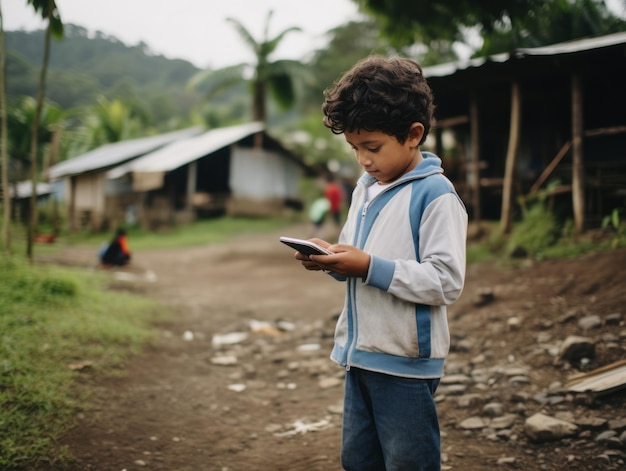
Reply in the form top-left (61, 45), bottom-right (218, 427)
top-left (99, 227), bottom-right (132, 268)
top-left (324, 173), bottom-right (344, 229)
top-left (308, 193), bottom-right (330, 237)
top-left (292, 55), bottom-right (467, 470)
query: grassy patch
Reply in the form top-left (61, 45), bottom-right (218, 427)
top-left (0, 258), bottom-right (164, 469)
top-left (465, 211), bottom-right (625, 265)
top-left (64, 216), bottom-right (297, 250)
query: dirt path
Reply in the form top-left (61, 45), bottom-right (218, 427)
top-left (41, 226), bottom-right (626, 470)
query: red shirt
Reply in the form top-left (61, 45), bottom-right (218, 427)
top-left (325, 182), bottom-right (343, 212)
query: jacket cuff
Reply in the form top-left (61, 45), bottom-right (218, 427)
top-left (365, 255), bottom-right (394, 290)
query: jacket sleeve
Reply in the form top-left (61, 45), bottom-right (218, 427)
top-left (366, 193), bottom-right (467, 306)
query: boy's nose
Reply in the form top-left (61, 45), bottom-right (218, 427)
top-left (355, 153), bottom-right (372, 167)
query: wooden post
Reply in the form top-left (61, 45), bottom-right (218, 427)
top-left (500, 81), bottom-right (522, 234)
top-left (69, 175), bottom-right (77, 232)
top-left (571, 74), bottom-right (585, 232)
top-left (434, 127), bottom-right (443, 158)
top-left (470, 92), bottom-right (481, 221)
top-left (529, 141), bottom-right (571, 194)
top-left (186, 160), bottom-right (197, 212)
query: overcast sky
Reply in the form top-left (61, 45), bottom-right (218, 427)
top-left (3, 0), bottom-right (624, 70)
top-left (1, 0), bottom-right (362, 69)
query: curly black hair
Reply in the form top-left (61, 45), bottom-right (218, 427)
top-left (322, 55), bottom-right (435, 145)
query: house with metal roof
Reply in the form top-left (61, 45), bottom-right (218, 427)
top-left (424, 31), bottom-right (626, 232)
top-left (102, 122), bottom-right (311, 230)
top-left (47, 122), bottom-right (310, 231)
top-left (47, 126), bottom-right (203, 230)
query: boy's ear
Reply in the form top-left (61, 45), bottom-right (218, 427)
top-left (408, 123), bottom-right (425, 145)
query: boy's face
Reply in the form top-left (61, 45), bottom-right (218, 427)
top-left (344, 124), bottom-right (424, 184)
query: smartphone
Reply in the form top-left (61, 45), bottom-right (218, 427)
top-left (279, 236), bottom-right (333, 256)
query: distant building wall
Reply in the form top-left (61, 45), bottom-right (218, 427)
top-left (73, 173), bottom-right (106, 230)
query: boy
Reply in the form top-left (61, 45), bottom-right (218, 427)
top-left (295, 55), bottom-right (467, 470)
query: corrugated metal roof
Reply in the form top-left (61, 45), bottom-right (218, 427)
top-left (425, 31), bottom-right (626, 79)
top-left (516, 31), bottom-right (626, 56)
top-left (107, 122), bottom-right (265, 179)
top-left (47, 126), bottom-right (203, 180)
top-left (424, 53), bottom-right (508, 78)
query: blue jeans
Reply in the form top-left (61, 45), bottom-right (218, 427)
top-left (340, 368), bottom-right (441, 471)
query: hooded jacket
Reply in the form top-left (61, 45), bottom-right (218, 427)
top-left (330, 152), bottom-right (467, 379)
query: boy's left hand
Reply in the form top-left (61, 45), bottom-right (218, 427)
top-left (306, 244), bottom-right (370, 278)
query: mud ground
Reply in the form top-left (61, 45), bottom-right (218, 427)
top-left (37, 224), bottom-right (626, 470)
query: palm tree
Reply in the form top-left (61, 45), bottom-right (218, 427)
top-left (189, 10), bottom-right (303, 125)
top-left (25, 0), bottom-right (63, 262)
top-left (85, 96), bottom-right (142, 146)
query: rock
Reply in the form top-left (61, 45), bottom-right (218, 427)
top-left (524, 413), bottom-right (578, 442)
top-left (558, 308), bottom-right (581, 324)
top-left (575, 417), bottom-right (607, 429)
top-left (211, 355), bottom-right (238, 366)
top-left (227, 383), bottom-right (246, 392)
top-left (497, 456), bottom-right (517, 465)
top-left (327, 403), bottom-right (343, 415)
top-left (457, 394), bottom-right (485, 409)
top-left (473, 288), bottom-right (495, 306)
top-left (297, 343), bottom-right (321, 353)
top-left (212, 332), bottom-right (249, 347)
top-left (490, 414), bottom-right (517, 430)
top-left (507, 317), bottom-right (521, 330)
top-left (608, 418), bottom-right (626, 432)
top-left (605, 313), bottom-right (623, 326)
top-left (578, 315), bottom-right (602, 331)
top-left (453, 339), bottom-right (474, 352)
top-left (318, 376), bottom-right (342, 389)
top-left (441, 374), bottom-right (472, 385)
top-left (482, 402), bottom-right (504, 417)
top-left (501, 366), bottom-right (529, 377)
top-left (595, 430), bottom-right (622, 448)
top-left (437, 384), bottom-right (468, 396)
top-left (459, 416), bottom-right (488, 430)
top-left (558, 336), bottom-right (595, 363)
top-left (508, 375), bottom-right (530, 384)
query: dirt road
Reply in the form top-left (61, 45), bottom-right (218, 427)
top-left (43, 225), bottom-right (626, 470)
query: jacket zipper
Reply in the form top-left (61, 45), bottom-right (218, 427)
top-left (346, 198), bottom-right (371, 370)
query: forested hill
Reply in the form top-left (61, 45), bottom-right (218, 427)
top-left (5, 24), bottom-right (203, 120)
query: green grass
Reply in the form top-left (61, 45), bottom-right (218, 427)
top-left (465, 214), bottom-right (626, 266)
top-left (65, 216), bottom-right (297, 250)
top-left (0, 258), bottom-right (165, 469)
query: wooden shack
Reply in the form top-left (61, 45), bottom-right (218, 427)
top-left (47, 127), bottom-right (202, 231)
top-left (105, 122), bottom-right (311, 229)
top-left (425, 32), bottom-right (626, 232)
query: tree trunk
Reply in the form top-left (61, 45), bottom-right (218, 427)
top-left (26, 8), bottom-right (53, 262)
top-left (0, 7), bottom-right (11, 255)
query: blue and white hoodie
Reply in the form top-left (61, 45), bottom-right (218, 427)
top-left (330, 152), bottom-right (467, 379)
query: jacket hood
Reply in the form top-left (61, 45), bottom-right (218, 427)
top-left (357, 151), bottom-right (443, 187)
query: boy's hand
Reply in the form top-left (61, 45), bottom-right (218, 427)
top-left (295, 239), bottom-right (370, 278)
top-left (294, 238), bottom-right (333, 271)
